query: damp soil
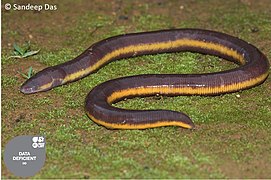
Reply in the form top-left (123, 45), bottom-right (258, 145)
top-left (1, 0), bottom-right (271, 178)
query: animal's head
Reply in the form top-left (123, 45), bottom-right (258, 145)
top-left (20, 67), bottom-right (65, 94)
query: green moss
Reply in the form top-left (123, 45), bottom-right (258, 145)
top-left (1, 0), bottom-right (271, 179)
top-left (1, 75), bottom-right (18, 87)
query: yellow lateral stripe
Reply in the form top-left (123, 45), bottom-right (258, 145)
top-left (63, 39), bottom-right (245, 83)
top-left (39, 82), bottom-right (53, 91)
top-left (87, 113), bottom-right (193, 129)
top-left (107, 72), bottom-right (268, 103)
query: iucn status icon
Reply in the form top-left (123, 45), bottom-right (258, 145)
top-left (4, 135), bottom-right (46, 177)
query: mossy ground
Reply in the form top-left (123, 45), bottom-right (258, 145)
top-left (1, 0), bottom-right (271, 178)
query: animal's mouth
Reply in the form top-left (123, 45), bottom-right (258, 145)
top-left (20, 84), bottom-right (39, 94)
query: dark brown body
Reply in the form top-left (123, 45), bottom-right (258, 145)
top-left (21, 29), bottom-right (270, 129)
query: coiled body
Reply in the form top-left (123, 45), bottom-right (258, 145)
top-left (21, 29), bottom-right (269, 129)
